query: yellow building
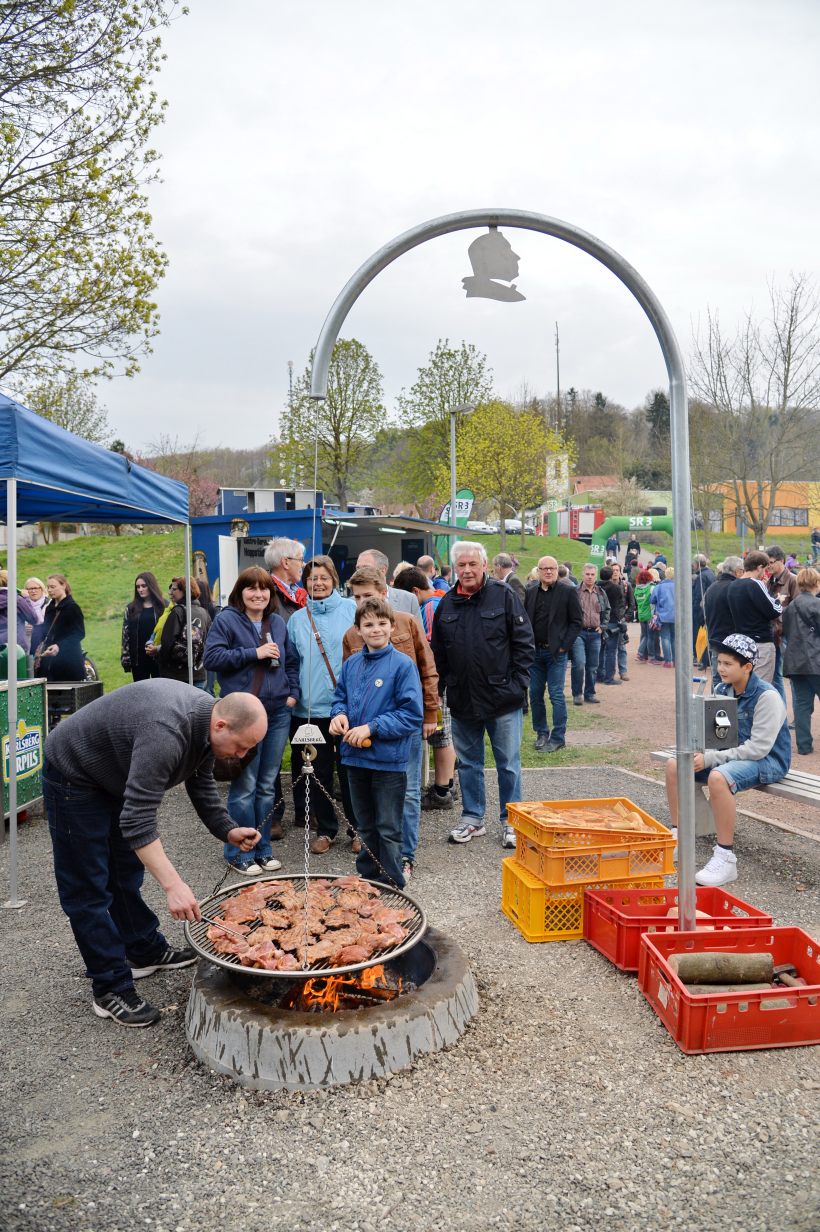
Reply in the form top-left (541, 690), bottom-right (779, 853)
top-left (712, 482), bottom-right (820, 538)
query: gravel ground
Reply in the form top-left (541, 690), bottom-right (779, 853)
top-left (1, 768), bottom-right (819, 1232)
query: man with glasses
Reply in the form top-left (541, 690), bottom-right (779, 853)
top-left (523, 556), bottom-right (583, 752)
top-left (264, 537), bottom-right (307, 622)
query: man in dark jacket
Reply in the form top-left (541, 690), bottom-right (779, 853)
top-left (431, 541), bottom-right (534, 850)
top-left (597, 565), bottom-right (625, 685)
top-left (692, 555), bottom-right (716, 666)
top-left (492, 552), bottom-right (526, 602)
top-left (726, 550), bottom-right (782, 687)
top-left (703, 556), bottom-right (743, 685)
top-left (524, 556), bottom-right (582, 752)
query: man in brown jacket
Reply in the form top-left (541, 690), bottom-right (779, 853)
top-left (343, 567), bottom-right (438, 880)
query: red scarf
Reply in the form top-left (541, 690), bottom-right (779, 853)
top-left (272, 573), bottom-right (307, 609)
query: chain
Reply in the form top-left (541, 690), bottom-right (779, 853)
top-left (301, 752), bottom-right (313, 968)
top-left (297, 760), bottom-right (401, 889)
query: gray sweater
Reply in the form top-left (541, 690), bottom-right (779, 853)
top-left (45, 679), bottom-right (234, 850)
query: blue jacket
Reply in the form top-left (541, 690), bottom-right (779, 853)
top-left (711, 672), bottom-right (791, 782)
top-left (202, 606), bottom-right (299, 713)
top-left (650, 578), bottom-right (676, 623)
top-left (288, 589), bottom-right (357, 718)
top-left (330, 643), bottom-right (423, 771)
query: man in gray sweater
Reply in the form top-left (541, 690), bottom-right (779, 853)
top-left (44, 680), bottom-right (267, 1028)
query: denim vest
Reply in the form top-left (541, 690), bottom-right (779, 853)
top-left (716, 672), bottom-right (791, 783)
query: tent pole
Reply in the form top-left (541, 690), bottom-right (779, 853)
top-left (185, 522), bottom-right (193, 687)
top-left (3, 477), bottom-right (25, 909)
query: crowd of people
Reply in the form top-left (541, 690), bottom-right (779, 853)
top-left (31, 532), bottom-right (813, 1028)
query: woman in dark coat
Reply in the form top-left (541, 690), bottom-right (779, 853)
top-left (782, 567), bottom-right (820, 755)
top-left (34, 574), bottom-right (86, 680)
top-left (156, 576), bottom-right (211, 688)
top-left (120, 571), bottom-right (166, 681)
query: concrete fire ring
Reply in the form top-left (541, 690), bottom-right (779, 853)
top-left (185, 927), bottom-right (479, 1091)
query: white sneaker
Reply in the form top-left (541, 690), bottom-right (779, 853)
top-left (502, 826), bottom-right (516, 849)
top-left (695, 845), bottom-right (738, 887)
top-left (670, 827), bottom-right (678, 864)
top-left (449, 820), bottom-right (486, 844)
top-left (255, 856), bottom-right (283, 872)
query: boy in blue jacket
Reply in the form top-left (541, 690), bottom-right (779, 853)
top-left (329, 598), bottom-right (423, 888)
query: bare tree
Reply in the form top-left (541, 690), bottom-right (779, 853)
top-left (690, 275), bottom-right (820, 544)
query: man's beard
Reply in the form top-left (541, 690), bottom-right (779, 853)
top-left (212, 747), bottom-right (258, 781)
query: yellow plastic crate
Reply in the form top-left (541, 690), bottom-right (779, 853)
top-left (507, 797), bottom-right (670, 849)
top-left (515, 829), bottom-right (674, 885)
top-left (501, 857), bottom-right (665, 944)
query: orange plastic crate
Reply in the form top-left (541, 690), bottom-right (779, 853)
top-left (501, 857), bottom-right (664, 943)
top-left (583, 886), bottom-right (773, 972)
top-left (638, 926), bottom-right (820, 1053)
top-left (507, 797), bottom-right (670, 849)
top-left (515, 829), bottom-right (674, 886)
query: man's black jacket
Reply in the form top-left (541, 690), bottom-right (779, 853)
top-left (431, 577), bottom-right (535, 721)
top-left (703, 573), bottom-right (736, 645)
top-left (523, 580), bottom-right (583, 657)
top-left (726, 576), bottom-right (781, 644)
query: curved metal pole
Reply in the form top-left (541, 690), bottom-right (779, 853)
top-left (309, 208), bottom-right (696, 929)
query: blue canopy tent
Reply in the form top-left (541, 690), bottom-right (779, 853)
top-left (0, 394), bottom-right (191, 908)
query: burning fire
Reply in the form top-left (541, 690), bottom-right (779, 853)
top-left (281, 964), bottom-right (406, 1013)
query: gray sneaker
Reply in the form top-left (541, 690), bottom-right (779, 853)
top-left (449, 820), bottom-right (486, 844)
top-left (502, 825), bottom-right (516, 849)
top-left (423, 785), bottom-right (455, 810)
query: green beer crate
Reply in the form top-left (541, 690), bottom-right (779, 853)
top-left (2, 678), bottom-right (47, 817)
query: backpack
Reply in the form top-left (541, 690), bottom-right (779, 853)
top-left (171, 616), bottom-right (205, 671)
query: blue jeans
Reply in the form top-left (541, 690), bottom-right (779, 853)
top-left (771, 645), bottom-right (787, 704)
top-left (401, 728), bottom-right (423, 863)
top-left (224, 707), bottom-right (292, 863)
top-left (570, 630), bottom-right (601, 698)
top-left (44, 762), bottom-right (168, 999)
top-left (660, 622), bottom-right (675, 664)
top-left (618, 630), bottom-right (628, 676)
top-left (451, 708), bottom-right (523, 827)
top-left (346, 767), bottom-right (406, 887)
top-left (791, 675), bottom-right (820, 753)
top-left (529, 648), bottom-right (568, 741)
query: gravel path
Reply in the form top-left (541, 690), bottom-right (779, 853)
top-left (1, 768), bottom-right (818, 1232)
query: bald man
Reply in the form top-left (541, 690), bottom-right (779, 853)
top-left (44, 680), bottom-right (268, 1028)
top-left (523, 556), bottom-right (583, 752)
top-left (356, 548), bottom-right (423, 624)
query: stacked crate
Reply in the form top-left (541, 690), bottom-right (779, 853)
top-left (501, 797), bottom-right (674, 943)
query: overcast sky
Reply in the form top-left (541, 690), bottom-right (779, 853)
top-left (100, 0), bottom-right (820, 453)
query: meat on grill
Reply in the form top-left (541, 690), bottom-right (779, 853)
top-left (205, 876), bottom-right (413, 969)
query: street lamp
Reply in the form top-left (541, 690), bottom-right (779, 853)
top-left (449, 404), bottom-right (474, 557)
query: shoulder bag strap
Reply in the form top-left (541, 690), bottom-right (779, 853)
top-left (249, 614), bottom-right (271, 697)
top-left (305, 604), bottom-right (337, 688)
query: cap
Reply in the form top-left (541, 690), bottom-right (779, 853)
top-left (716, 634), bottom-right (759, 666)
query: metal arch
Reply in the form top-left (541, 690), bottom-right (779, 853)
top-left (307, 207), bottom-right (696, 931)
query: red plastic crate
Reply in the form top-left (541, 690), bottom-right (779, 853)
top-left (583, 886), bottom-right (773, 972)
top-left (638, 926), bottom-right (820, 1054)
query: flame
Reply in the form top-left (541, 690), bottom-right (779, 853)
top-left (281, 964), bottom-right (404, 1013)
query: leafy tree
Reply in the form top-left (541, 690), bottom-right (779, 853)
top-left (278, 338), bottom-right (384, 508)
top-left (21, 371), bottom-right (112, 442)
top-left (436, 400), bottom-right (563, 548)
top-left (0, 0), bottom-right (180, 383)
top-left (690, 274), bottom-right (820, 543)
top-left (397, 339), bottom-right (493, 431)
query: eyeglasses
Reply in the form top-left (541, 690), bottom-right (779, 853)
top-left (539, 566), bottom-right (557, 572)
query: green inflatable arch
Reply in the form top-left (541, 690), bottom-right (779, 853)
top-left (590, 515), bottom-right (673, 569)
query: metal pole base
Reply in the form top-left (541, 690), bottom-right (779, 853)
top-left (2, 898), bottom-right (28, 910)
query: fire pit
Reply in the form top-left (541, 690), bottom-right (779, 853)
top-left (185, 926), bottom-right (478, 1091)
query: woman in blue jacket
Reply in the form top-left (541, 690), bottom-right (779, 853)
top-left (649, 566), bottom-right (676, 667)
top-left (203, 566), bottom-right (299, 875)
top-left (286, 556), bottom-right (356, 854)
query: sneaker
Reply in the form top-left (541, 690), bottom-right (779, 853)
top-left (636, 655), bottom-right (648, 663)
top-left (226, 857), bottom-right (262, 876)
top-left (572, 694), bottom-right (584, 705)
top-left (585, 696), bottom-right (601, 704)
top-left (695, 845), bottom-right (738, 887)
top-left (670, 826), bottom-right (678, 863)
top-left (502, 825), bottom-right (516, 849)
top-left (402, 859), bottom-right (414, 882)
top-left (423, 785), bottom-right (455, 810)
top-left (620, 673), bottom-right (630, 681)
top-left (92, 988), bottom-right (161, 1028)
top-left (131, 946), bottom-right (198, 979)
top-left (448, 819), bottom-right (486, 844)
top-left (663, 662), bottom-right (675, 669)
top-left (255, 855), bottom-right (283, 872)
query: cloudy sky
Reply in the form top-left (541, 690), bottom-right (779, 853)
top-left (101, 0), bottom-right (820, 452)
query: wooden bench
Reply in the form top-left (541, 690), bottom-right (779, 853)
top-left (650, 749), bottom-right (820, 836)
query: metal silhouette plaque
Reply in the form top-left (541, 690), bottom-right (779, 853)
top-left (462, 227), bottom-right (525, 301)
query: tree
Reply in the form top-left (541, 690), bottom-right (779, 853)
top-left (690, 275), bottom-right (820, 543)
top-left (21, 370), bottom-right (112, 442)
top-left (0, 1), bottom-right (180, 384)
top-left (143, 433), bottom-right (219, 517)
top-left (397, 339), bottom-right (493, 430)
top-left (436, 400), bottom-right (563, 548)
top-left (644, 388), bottom-right (670, 450)
top-left (277, 338), bottom-right (384, 508)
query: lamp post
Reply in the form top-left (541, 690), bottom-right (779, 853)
top-left (449, 404), bottom-right (473, 562)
